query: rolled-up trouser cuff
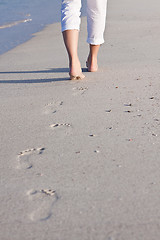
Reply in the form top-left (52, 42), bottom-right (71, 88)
top-left (62, 26), bottom-right (80, 32)
top-left (87, 38), bottom-right (104, 45)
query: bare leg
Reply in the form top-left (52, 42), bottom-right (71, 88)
top-left (62, 30), bottom-right (85, 79)
top-left (87, 44), bottom-right (100, 72)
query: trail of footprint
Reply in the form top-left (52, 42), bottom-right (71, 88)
top-left (44, 100), bottom-right (63, 114)
top-left (17, 147), bottom-right (45, 170)
top-left (27, 189), bottom-right (59, 222)
top-left (72, 86), bottom-right (88, 96)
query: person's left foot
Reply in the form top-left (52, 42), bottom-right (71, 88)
top-left (69, 72), bottom-right (85, 80)
top-left (69, 58), bottom-right (85, 80)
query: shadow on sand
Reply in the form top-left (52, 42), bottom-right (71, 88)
top-left (0, 67), bottom-right (87, 83)
top-left (0, 68), bottom-right (69, 75)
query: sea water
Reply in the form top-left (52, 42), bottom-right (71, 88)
top-left (0, 0), bottom-right (86, 55)
top-left (0, 0), bottom-right (62, 55)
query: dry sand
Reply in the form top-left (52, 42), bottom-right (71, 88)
top-left (0, 0), bottom-right (160, 239)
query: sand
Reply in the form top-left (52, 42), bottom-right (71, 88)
top-left (0, 0), bottom-right (160, 239)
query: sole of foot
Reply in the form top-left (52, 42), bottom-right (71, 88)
top-left (69, 72), bottom-right (85, 80)
top-left (86, 61), bottom-right (98, 72)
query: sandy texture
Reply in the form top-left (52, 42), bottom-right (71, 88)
top-left (0, 0), bottom-right (160, 239)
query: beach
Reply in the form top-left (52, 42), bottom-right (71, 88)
top-left (0, 0), bottom-right (160, 239)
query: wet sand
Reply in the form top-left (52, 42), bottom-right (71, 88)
top-left (0, 0), bottom-right (160, 239)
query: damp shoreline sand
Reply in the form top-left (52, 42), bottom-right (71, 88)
top-left (0, 0), bottom-right (160, 239)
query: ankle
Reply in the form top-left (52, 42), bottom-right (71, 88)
top-left (69, 55), bottom-right (79, 63)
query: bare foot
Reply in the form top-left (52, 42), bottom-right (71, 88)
top-left (86, 55), bottom-right (98, 72)
top-left (69, 58), bottom-right (85, 80)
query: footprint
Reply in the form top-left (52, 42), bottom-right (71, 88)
top-left (27, 189), bottom-right (59, 222)
top-left (89, 134), bottom-right (96, 137)
top-left (17, 147), bottom-right (45, 170)
top-left (44, 100), bottom-right (63, 114)
top-left (72, 86), bottom-right (88, 96)
top-left (50, 123), bottom-right (71, 129)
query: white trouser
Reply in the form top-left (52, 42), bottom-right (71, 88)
top-left (61, 0), bottom-right (108, 45)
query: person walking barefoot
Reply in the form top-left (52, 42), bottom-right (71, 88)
top-left (61, 0), bottom-right (108, 80)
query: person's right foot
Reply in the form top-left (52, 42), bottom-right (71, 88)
top-left (86, 55), bottom-right (98, 72)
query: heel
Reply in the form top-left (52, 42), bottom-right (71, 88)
top-left (69, 73), bottom-right (85, 80)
